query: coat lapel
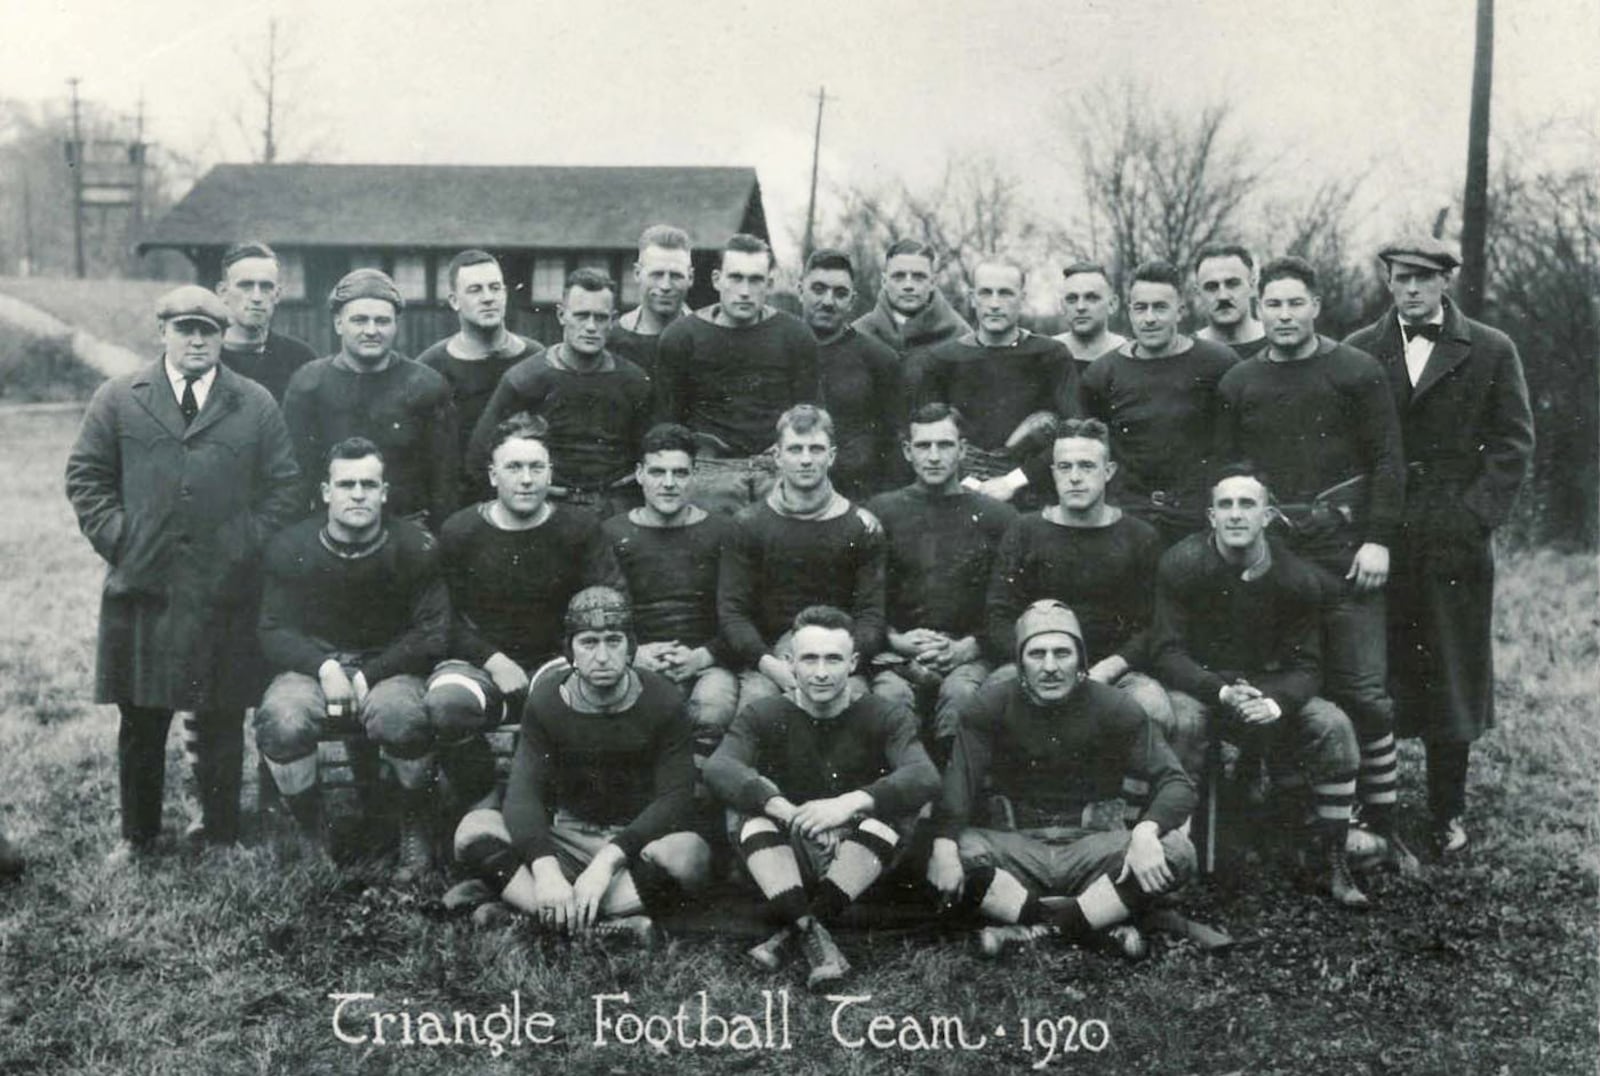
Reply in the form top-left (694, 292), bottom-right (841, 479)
top-left (184, 365), bottom-right (241, 441)
top-left (1410, 301), bottom-right (1473, 403)
top-left (129, 359), bottom-right (188, 440)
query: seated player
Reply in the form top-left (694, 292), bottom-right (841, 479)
top-left (718, 405), bottom-right (885, 710)
top-left (926, 601), bottom-right (1197, 958)
top-left (985, 418), bottom-right (1191, 767)
top-left (423, 413), bottom-right (623, 818)
top-left (865, 403), bottom-right (1016, 761)
top-left (603, 423), bottom-right (740, 756)
top-left (1151, 465), bottom-right (1368, 907)
top-left (704, 606), bottom-right (940, 988)
top-left (254, 437), bottom-right (449, 882)
top-left (452, 587), bottom-right (712, 939)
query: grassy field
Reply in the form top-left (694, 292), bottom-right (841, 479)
top-left (1, 406), bottom-right (1595, 1075)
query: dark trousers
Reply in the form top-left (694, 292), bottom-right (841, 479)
top-left (1425, 740), bottom-right (1472, 823)
top-left (117, 704), bottom-right (244, 844)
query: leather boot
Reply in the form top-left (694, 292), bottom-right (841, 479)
top-left (1326, 840), bottom-right (1370, 909)
top-left (393, 787), bottom-right (436, 886)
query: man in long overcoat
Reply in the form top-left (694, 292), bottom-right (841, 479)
top-left (1344, 237), bottom-right (1533, 854)
top-left (66, 285), bottom-right (301, 858)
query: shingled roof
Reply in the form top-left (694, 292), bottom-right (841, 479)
top-left (140, 163), bottom-right (767, 250)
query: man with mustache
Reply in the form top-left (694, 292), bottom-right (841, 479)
top-left (417, 250), bottom-right (543, 502)
top-left (282, 269), bottom-right (459, 530)
top-left (800, 248), bottom-right (903, 499)
top-left (926, 600), bottom-right (1196, 959)
top-left (467, 269), bottom-right (653, 520)
top-left (1193, 245), bottom-right (1268, 359)
top-left (718, 405), bottom-right (886, 710)
top-left (1080, 260), bottom-right (1238, 547)
top-left (1051, 261), bottom-right (1127, 370)
top-left (1152, 465), bottom-right (1368, 907)
top-left (706, 605), bottom-right (939, 988)
top-left (1216, 256), bottom-right (1415, 875)
top-left (1344, 236), bottom-right (1533, 855)
top-left (608, 224), bottom-right (694, 377)
top-left (657, 233), bottom-right (819, 513)
top-left (215, 241), bottom-right (317, 403)
top-left (254, 438), bottom-right (450, 881)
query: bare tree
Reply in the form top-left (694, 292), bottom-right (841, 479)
top-left (234, 17), bottom-right (321, 164)
top-left (1253, 174), bottom-right (1384, 339)
top-left (1067, 81), bottom-right (1263, 277)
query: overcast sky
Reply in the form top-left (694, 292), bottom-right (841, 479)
top-left (4, 0), bottom-right (1595, 267)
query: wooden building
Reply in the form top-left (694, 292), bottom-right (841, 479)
top-left (138, 162), bottom-right (770, 355)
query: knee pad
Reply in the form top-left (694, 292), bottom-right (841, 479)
top-left (847, 817), bottom-right (900, 865)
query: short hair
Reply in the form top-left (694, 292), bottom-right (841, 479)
top-left (1210, 460), bottom-right (1273, 502)
top-left (487, 412), bottom-right (550, 461)
top-left (1258, 255), bottom-right (1320, 295)
top-left (803, 247), bottom-right (855, 279)
top-left (638, 224), bottom-right (692, 254)
top-left (1054, 417), bottom-right (1112, 452)
top-left (973, 256), bottom-right (1027, 289)
top-left (1060, 260), bottom-right (1115, 289)
top-left (563, 267), bottom-right (617, 300)
top-left (446, 249), bottom-right (499, 291)
top-left (722, 233), bottom-right (774, 268)
top-left (903, 401), bottom-right (967, 440)
top-left (221, 241), bottom-right (278, 273)
top-left (793, 604), bottom-right (856, 639)
top-left (1128, 259), bottom-right (1183, 294)
top-left (639, 422), bottom-right (698, 460)
top-left (775, 403), bottom-right (834, 444)
top-left (325, 436), bottom-right (384, 475)
top-left (883, 238), bottom-right (938, 267)
top-left (1193, 244), bottom-right (1256, 275)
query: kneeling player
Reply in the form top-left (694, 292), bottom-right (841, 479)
top-left (927, 601), bottom-right (1196, 957)
top-left (705, 606), bottom-right (939, 989)
top-left (453, 587), bottom-right (712, 939)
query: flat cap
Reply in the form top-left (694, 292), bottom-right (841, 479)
top-left (1377, 235), bottom-right (1460, 272)
top-left (328, 268), bottom-right (404, 313)
top-left (155, 285), bottom-right (230, 329)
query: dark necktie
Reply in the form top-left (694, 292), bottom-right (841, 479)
top-left (1402, 322), bottom-right (1441, 344)
top-left (180, 375), bottom-right (200, 426)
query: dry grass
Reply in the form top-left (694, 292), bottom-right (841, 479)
top-left (0, 407), bottom-right (1595, 1075)
top-left (0, 276), bottom-right (172, 360)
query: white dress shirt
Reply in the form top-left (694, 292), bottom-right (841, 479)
top-left (1400, 310), bottom-right (1446, 387)
top-left (164, 360), bottom-right (218, 413)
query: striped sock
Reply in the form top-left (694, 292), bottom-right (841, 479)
top-left (1313, 770), bottom-right (1358, 846)
top-left (1359, 734), bottom-right (1399, 830)
top-left (810, 818), bottom-right (896, 921)
top-left (739, 818), bottom-right (808, 923)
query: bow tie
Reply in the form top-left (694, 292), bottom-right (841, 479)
top-left (1402, 322), bottom-right (1442, 343)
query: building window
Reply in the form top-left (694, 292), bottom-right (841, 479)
top-left (435, 258), bottom-right (454, 301)
top-left (348, 249), bottom-right (384, 271)
top-left (277, 250), bottom-right (306, 300)
top-left (620, 257), bottom-right (640, 307)
top-left (392, 254), bottom-right (429, 302)
top-left (530, 254), bottom-right (567, 304)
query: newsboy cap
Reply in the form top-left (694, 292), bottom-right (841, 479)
top-left (1014, 599), bottom-right (1086, 665)
top-left (328, 268), bottom-right (405, 314)
top-left (1377, 235), bottom-right (1461, 273)
top-left (154, 285), bottom-right (231, 330)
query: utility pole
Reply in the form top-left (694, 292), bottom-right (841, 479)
top-left (1459, 0), bottom-right (1493, 318)
top-left (801, 86), bottom-right (829, 262)
top-left (68, 77), bottom-right (85, 278)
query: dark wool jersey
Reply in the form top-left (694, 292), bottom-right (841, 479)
top-left (986, 511), bottom-right (1163, 667)
top-left (439, 502), bottom-right (622, 670)
top-left (220, 331), bottom-right (318, 404)
top-left (656, 309), bottom-right (820, 456)
top-left (1215, 337), bottom-right (1404, 558)
top-left (1152, 534), bottom-right (1323, 716)
top-left (718, 500), bottom-right (886, 665)
top-left (912, 332), bottom-right (1082, 451)
top-left (602, 511), bottom-right (734, 664)
top-left (416, 336), bottom-right (543, 498)
top-left (607, 321), bottom-right (668, 378)
top-left (281, 355), bottom-right (459, 527)
top-left (817, 327), bottom-right (905, 498)
top-left (503, 669), bottom-right (694, 863)
top-left (258, 518), bottom-right (448, 684)
top-left (466, 348), bottom-right (653, 492)
top-left (705, 694), bottom-right (940, 821)
top-left (935, 679), bottom-right (1195, 838)
top-left (1226, 336), bottom-right (1271, 360)
top-left (864, 485), bottom-right (1016, 638)
top-left (1079, 340), bottom-right (1237, 505)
